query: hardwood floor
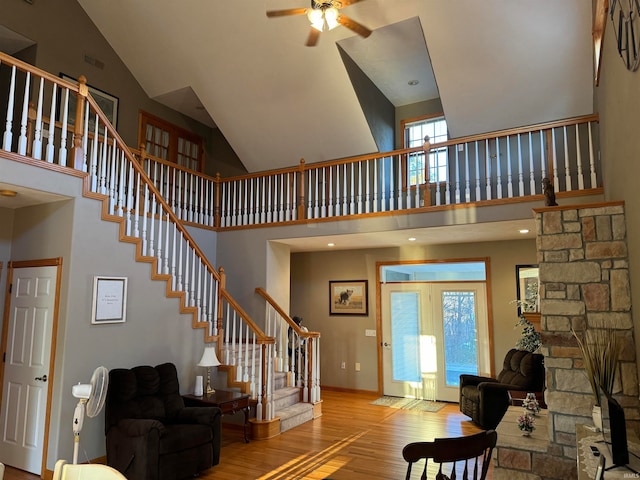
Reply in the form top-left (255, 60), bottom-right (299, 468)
top-left (3, 390), bottom-right (486, 480)
top-left (209, 390), bottom-right (484, 479)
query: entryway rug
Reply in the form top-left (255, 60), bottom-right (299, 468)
top-left (370, 396), bottom-right (446, 413)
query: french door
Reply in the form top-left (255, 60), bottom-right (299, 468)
top-left (381, 282), bottom-right (489, 402)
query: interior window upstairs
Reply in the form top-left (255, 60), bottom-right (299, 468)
top-left (403, 115), bottom-right (448, 185)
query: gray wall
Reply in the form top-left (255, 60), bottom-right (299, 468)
top-left (0, 158), bottom-right (206, 469)
top-left (1, 0), bottom-right (245, 178)
top-left (339, 45), bottom-right (396, 153)
top-left (289, 240), bottom-right (537, 392)
top-left (598, 19), bottom-right (640, 380)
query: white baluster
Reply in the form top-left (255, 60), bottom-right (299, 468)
top-left (260, 176), bottom-right (266, 224)
top-left (528, 132), bottom-right (536, 194)
top-left (242, 178), bottom-right (248, 225)
top-left (474, 141), bottom-right (481, 201)
top-left (17, 71), bottom-right (31, 155)
top-left (350, 163), bottom-right (356, 214)
top-left (250, 333), bottom-right (257, 398)
top-left (550, 128), bottom-right (560, 188)
top-left (334, 166), bottom-right (340, 216)
top-left (126, 162), bottom-right (134, 236)
top-left (46, 83), bottom-right (57, 163)
top-left (3, 66), bottom-right (17, 151)
top-left (224, 304), bottom-right (231, 365)
top-left (506, 136), bottom-right (513, 198)
top-left (517, 135), bottom-right (525, 196)
top-left (370, 159), bottom-right (376, 212)
top-left (256, 345), bottom-right (263, 420)
top-left (190, 247), bottom-right (196, 307)
top-left (365, 160), bottom-right (372, 213)
top-left (563, 126), bottom-right (571, 191)
top-left (285, 174), bottom-right (291, 222)
top-left (236, 321), bottom-right (243, 382)
top-left (244, 325), bottom-right (250, 383)
top-left (588, 122), bottom-right (597, 188)
top-left (32, 77), bottom-right (44, 160)
top-left (320, 168), bottom-right (326, 218)
top-left (464, 144), bottom-right (471, 202)
top-left (496, 138), bottom-right (502, 199)
top-left (358, 161), bottom-right (364, 213)
top-left (575, 124), bottom-right (584, 190)
top-left (343, 164), bottom-right (349, 214)
top-left (134, 172), bottom-right (141, 238)
top-left (539, 129), bottom-right (547, 181)
top-left (454, 148), bottom-right (461, 204)
top-left (59, 88), bottom-right (69, 166)
top-left (485, 140), bottom-right (492, 200)
top-left (156, 168), bottom-right (164, 273)
top-left (163, 209), bottom-right (170, 275)
top-left (177, 231), bottom-right (183, 291)
top-left (149, 165), bottom-right (157, 257)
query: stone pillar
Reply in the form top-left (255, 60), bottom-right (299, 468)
top-left (537, 202), bottom-right (639, 474)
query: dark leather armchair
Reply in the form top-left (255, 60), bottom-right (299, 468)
top-left (459, 349), bottom-right (544, 429)
top-left (105, 362), bottom-right (222, 480)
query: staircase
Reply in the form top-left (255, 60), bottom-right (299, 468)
top-left (0, 51), bottom-right (321, 440)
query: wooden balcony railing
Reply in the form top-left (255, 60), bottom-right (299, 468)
top-left (0, 51), bottom-right (293, 422)
top-left (131, 114), bottom-right (601, 230)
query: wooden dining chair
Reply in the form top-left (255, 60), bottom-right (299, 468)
top-left (403, 429), bottom-right (497, 480)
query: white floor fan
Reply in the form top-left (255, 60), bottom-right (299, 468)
top-left (71, 366), bottom-right (109, 464)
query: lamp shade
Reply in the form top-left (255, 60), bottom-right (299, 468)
top-left (197, 345), bottom-right (221, 368)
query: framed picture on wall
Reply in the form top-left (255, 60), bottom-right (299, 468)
top-left (329, 280), bottom-right (368, 316)
top-left (91, 276), bottom-right (128, 324)
top-left (60, 73), bottom-right (119, 129)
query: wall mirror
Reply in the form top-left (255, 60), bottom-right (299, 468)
top-left (516, 264), bottom-right (539, 316)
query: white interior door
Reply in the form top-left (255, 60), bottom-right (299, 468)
top-left (0, 264), bottom-right (58, 475)
top-left (381, 282), bottom-right (489, 402)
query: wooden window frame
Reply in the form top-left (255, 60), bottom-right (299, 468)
top-left (138, 110), bottom-right (205, 173)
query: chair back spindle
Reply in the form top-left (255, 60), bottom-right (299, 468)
top-left (403, 430), bottom-right (497, 480)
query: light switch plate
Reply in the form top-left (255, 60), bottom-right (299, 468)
top-left (365, 329), bottom-right (376, 337)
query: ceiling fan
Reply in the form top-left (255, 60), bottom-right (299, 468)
top-left (267, 0), bottom-right (372, 47)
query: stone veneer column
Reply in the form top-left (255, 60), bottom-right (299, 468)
top-left (536, 201), bottom-right (639, 477)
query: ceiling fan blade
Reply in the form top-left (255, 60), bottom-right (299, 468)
top-left (266, 8), bottom-right (308, 17)
top-left (306, 28), bottom-right (321, 46)
top-left (336, 14), bottom-right (372, 38)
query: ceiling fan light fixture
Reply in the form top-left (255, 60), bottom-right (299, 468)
top-left (325, 7), bottom-right (340, 30)
top-left (307, 8), bottom-right (325, 31)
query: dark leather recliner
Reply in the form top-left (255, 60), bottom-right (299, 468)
top-left (105, 362), bottom-right (222, 480)
top-left (459, 349), bottom-right (545, 429)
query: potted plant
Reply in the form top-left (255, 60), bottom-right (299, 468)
top-left (571, 327), bottom-right (622, 430)
top-left (515, 315), bottom-right (541, 352)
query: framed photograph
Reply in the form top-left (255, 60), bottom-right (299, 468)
top-left (60, 74), bottom-right (119, 129)
top-left (91, 276), bottom-right (127, 324)
top-left (516, 264), bottom-right (539, 315)
top-left (329, 280), bottom-right (368, 316)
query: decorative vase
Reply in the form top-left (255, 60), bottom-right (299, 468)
top-left (592, 405), bottom-right (602, 431)
top-left (522, 431), bottom-right (531, 437)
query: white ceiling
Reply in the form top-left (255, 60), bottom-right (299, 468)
top-left (76, 0), bottom-right (594, 172)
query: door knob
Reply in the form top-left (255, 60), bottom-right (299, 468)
top-left (382, 342), bottom-right (391, 347)
top-left (35, 375), bottom-right (48, 382)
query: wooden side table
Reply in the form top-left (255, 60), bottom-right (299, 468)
top-left (183, 390), bottom-right (251, 442)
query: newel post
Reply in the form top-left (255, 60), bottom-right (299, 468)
top-left (70, 75), bottom-right (88, 171)
top-left (213, 173), bottom-right (221, 227)
top-left (297, 158), bottom-right (306, 220)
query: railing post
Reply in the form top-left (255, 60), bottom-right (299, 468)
top-left (70, 75), bottom-right (88, 171)
top-left (297, 158), bottom-right (306, 220)
top-left (214, 173), bottom-right (222, 227)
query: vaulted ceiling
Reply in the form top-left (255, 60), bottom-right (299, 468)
top-left (76, 0), bottom-right (594, 174)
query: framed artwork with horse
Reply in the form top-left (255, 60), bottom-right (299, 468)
top-left (329, 280), bottom-right (368, 316)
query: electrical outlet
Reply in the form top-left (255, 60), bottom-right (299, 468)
top-left (365, 329), bottom-right (376, 337)
top-left (341, 361), bottom-right (346, 369)
top-left (355, 362), bottom-right (361, 371)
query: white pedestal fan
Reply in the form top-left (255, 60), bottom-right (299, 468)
top-left (71, 366), bottom-right (109, 464)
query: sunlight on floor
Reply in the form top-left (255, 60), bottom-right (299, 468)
top-left (257, 430), bottom-right (368, 480)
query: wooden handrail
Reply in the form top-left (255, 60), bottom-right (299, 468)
top-left (255, 287), bottom-right (319, 340)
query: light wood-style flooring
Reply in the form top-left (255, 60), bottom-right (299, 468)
top-left (4, 390), bottom-right (486, 480)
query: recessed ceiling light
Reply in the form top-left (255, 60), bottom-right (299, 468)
top-left (408, 80), bottom-right (419, 86)
top-left (519, 229), bottom-right (530, 234)
top-left (327, 243), bottom-right (335, 247)
top-left (0, 189), bottom-right (17, 197)
top-left (408, 237), bottom-right (416, 242)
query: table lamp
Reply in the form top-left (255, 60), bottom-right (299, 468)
top-left (197, 344), bottom-right (221, 394)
